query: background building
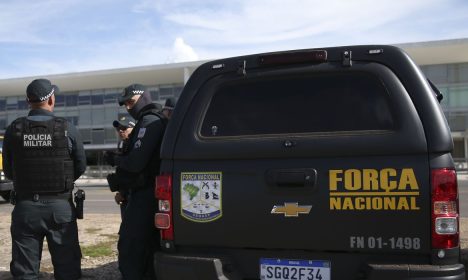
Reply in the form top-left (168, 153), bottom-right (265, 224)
top-left (400, 38), bottom-right (468, 167)
top-left (1, 38), bottom-right (467, 174)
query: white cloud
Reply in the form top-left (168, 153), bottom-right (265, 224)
top-left (132, 0), bottom-right (156, 13)
top-left (167, 37), bottom-right (199, 63)
top-left (0, 0), bottom-right (80, 44)
top-left (154, 0), bottom-right (458, 47)
top-left (0, 37), bottom-right (174, 78)
top-left (1, 0), bottom-right (467, 78)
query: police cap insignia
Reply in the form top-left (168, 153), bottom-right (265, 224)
top-left (118, 83), bottom-right (147, 106)
top-left (113, 116), bottom-right (136, 128)
top-left (27, 79), bottom-right (59, 103)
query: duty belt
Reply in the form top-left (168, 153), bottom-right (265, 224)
top-left (15, 192), bottom-right (71, 202)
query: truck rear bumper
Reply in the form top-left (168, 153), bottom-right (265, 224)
top-left (366, 263), bottom-right (465, 280)
top-left (154, 252), bottom-right (465, 280)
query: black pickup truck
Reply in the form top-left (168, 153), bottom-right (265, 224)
top-left (153, 45), bottom-right (465, 280)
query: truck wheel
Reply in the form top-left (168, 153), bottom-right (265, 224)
top-left (0, 192), bottom-right (10, 202)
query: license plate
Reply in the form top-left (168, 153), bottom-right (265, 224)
top-left (260, 258), bottom-right (330, 280)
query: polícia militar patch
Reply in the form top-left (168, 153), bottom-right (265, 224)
top-left (181, 172), bottom-right (222, 222)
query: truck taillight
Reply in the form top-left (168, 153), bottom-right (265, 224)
top-left (431, 168), bottom-right (459, 249)
top-left (155, 173), bottom-right (174, 241)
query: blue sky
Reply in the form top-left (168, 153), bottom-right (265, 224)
top-left (1, 0), bottom-right (468, 79)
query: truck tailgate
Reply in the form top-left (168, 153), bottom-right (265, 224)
top-left (173, 155), bottom-right (430, 254)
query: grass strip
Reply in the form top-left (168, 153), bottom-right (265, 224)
top-left (81, 241), bottom-right (114, 258)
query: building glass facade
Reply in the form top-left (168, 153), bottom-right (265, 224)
top-left (421, 62), bottom-right (468, 163)
top-left (0, 84), bottom-right (183, 166)
top-left (0, 61), bottom-right (467, 167)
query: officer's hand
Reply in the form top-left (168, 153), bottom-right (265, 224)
top-left (114, 192), bottom-right (126, 205)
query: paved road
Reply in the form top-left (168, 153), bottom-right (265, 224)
top-left (1, 178), bottom-right (468, 216)
top-left (81, 186), bottom-right (121, 215)
top-left (0, 185), bottom-right (120, 215)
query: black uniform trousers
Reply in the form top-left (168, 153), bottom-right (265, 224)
top-left (118, 187), bottom-right (158, 280)
top-left (10, 198), bottom-right (81, 280)
top-left (120, 200), bottom-right (128, 220)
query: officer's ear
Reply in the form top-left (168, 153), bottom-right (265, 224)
top-left (48, 95), bottom-right (55, 106)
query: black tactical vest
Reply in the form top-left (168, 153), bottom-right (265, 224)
top-left (11, 116), bottom-right (75, 194)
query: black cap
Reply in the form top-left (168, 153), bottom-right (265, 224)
top-left (113, 116), bottom-right (136, 128)
top-left (163, 97), bottom-right (177, 110)
top-left (26, 79), bottom-right (59, 103)
top-left (118, 84), bottom-right (147, 106)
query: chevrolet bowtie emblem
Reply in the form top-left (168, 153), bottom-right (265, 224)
top-left (271, 203), bottom-right (312, 217)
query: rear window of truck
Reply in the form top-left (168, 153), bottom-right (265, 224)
top-left (201, 71), bottom-right (394, 137)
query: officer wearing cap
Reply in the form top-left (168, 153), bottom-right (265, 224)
top-left (2, 78), bottom-right (87, 280)
top-left (161, 97), bottom-right (177, 120)
top-left (107, 84), bottom-right (167, 279)
top-left (104, 116), bottom-right (136, 168)
top-left (113, 116), bottom-right (135, 156)
top-left (111, 116), bottom-right (135, 218)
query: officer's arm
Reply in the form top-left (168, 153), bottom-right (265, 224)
top-left (112, 116), bottom-right (165, 188)
top-left (2, 125), bottom-right (13, 180)
top-left (119, 116), bottom-right (164, 173)
top-left (68, 124), bottom-right (87, 180)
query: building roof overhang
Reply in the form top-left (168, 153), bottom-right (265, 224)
top-left (397, 38), bottom-right (468, 66)
top-left (0, 61), bottom-right (204, 96)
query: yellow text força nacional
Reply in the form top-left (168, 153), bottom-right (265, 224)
top-left (329, 168), bottom-right (420, 211)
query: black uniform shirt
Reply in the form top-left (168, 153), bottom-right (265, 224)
top-left (3, 108), bottom-right (87, 181)
top-left (111, 104), bottom-right (166, 190)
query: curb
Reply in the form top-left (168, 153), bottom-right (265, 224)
top-left (73, 173), bottom-right (468, 186)
top-left (75, 179), bottom-right (108, 186)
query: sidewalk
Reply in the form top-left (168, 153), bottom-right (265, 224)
top-left (75, 178), bottom-right (108, 186)
top-left (458, 171), bottom-right (468, 181)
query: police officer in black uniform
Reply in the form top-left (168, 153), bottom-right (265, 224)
top-left (2, 79), bottom-right (87, 280)
top-left (113, 117), bottom-right (135, 154)
top-left (111, 116), bottom-right (135, 218)
top-left (107, 84), bottom-right (167, 279)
